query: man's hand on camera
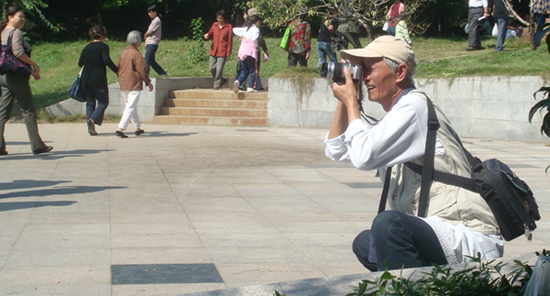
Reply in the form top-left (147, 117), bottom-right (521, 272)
top-left (331, 62), bottom-right (361, 123)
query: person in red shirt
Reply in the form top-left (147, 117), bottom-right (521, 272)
top-left (386, 0), bottom-right (405, 36)
top-left (204, 10), bottom-right (233, 90)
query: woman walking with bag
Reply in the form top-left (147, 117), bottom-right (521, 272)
top-left (114, 31), bottom-right (153, 138)
top-left (78, 25), bottom-right (118, 135)
top-left (144, 5), bottom-right (167, 76)
top-left (233, 15), bottom-right (262, 93)
top-left (0, 5), bottom-right (52, 156)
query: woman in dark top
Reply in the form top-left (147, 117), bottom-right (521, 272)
top-left (78, 25), bottom-right (118, 135)
top-left (0, 5), bottom-right (52, 156)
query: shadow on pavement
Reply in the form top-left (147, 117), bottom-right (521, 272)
top-left (0, 149), bottom-right (114, 160)
top-left (0, 185), bottom-right (127, 199)
top-left (0, 201), bottom-right (77, 212)
top-left (0, 180), bottom-right (71, 191)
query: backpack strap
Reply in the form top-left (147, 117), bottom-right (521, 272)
top-left (415, 97), bottom-right (440, 218)
top-left (377, 166), bottom-right (393, 214)
top-left (404, 93), bottom-right (480, 197)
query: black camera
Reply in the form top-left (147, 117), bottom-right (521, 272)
top-left (320, 59), bottom-right (363, 84)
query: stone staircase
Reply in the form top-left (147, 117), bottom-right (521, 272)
top-left (153, 89), bottom-right (268, 126)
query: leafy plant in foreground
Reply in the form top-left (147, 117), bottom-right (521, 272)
top-left (187, 17), bottom-right (208, 63)
top-left (345, 252), bottom-right (541, 296)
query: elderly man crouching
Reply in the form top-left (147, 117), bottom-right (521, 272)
top-left (115, 30), bottom-right (154, 138)
top-left (325, 36), bottom-right (503, 271)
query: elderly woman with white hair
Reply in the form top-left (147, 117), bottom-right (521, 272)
top-left (115, 30), bottom-right (153, 138)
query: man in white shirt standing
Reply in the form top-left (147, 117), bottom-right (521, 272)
top-left (466, 0), bottom-right (490, 51)
top-left (325, 36), bottom-right (503, 271)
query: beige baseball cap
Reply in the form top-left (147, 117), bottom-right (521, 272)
top-left (341, 36), bottom-right (416, 73)
top-left (247, 8), bottom-right (259, 16)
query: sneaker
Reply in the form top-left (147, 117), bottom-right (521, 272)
top-left (115, 130), bottom-right (128, 138)
top-left (233, 81), bottom-right (240, 93)
top-left (247, 88), bottom-right (257, 92)
top-left (135, 129), bottom-right (145, 136)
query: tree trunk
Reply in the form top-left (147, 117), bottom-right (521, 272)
top-left (357, 18), bottom-right (375, 42)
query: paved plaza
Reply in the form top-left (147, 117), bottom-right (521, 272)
top-left (0, 122), bottom-right (549, 296)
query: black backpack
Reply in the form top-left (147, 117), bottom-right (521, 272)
top-left (379, 96), bottom-right (541, 241)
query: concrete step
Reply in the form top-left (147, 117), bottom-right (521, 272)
top-left (164, 98), bottom-right (267, 109)
top-left (170, 89), bottom-right (268, 101)
top-left (153, 115), bottom-right (267, 126)
top-left (159, 107), bottom-right (267, 117)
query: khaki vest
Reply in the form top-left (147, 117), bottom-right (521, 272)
top-left (384, 90), bottom-right (500, 235)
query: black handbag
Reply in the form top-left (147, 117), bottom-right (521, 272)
top-left (68, 67), bottom-right (85, 102)
top-left (402, 94), bottom-right (540, 241)
top-left (0, 30), bottom-right (32, 75)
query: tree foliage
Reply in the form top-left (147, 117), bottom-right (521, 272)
top-left (1, 0), bottom-right (58, 33)
top-left (248, 0), bottom-right (435, 41)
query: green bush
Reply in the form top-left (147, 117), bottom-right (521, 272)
top-left (274, 250), bottom-right (548, 296)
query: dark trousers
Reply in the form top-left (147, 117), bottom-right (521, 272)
top-left (236, 51), bottom-right (263, 90)
top-left (287, 52), bottom-right (308, 68)
top-left (535, 13), bottom-right (548, 46)
top-left (85, 88), bottom-right (109, 126)
top-left (145, 44), bottom-right (167, 75)
top-left (352, 211), bottom-right (448, 271)
top-left (0, 74), bottom-right (47, 153)
top-left (387, 26), bottom-right (396, 37)
top-left (237, 56), bottom-right (257, 89)
top-left (468, 7), bottom-right (484, 48)
top-left (495, 18), bottom-right (508, 51)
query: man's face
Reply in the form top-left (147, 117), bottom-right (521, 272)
top-left (361, 58), bottom-right (399, 107)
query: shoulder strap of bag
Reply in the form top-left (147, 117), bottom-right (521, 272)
top-left (376, 92), bottom-right (439, 217)
top-left (415, 97), bottom-right (440, 218)
top-left (3, 29), bottom-right (15, 50)
top-left (403, 94), bottom-right (481, 197)
top-left (377, 166), bottom-right (393, 214)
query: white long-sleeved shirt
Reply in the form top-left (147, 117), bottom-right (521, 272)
top-left (325, 89), bottom-right (503, 264)
top-left (469, 0), bottom-right (488, 8)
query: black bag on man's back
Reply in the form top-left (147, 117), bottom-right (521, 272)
top-left (401, 94), bottom-right (541, 242)
top-left (472, 159), bottom-right (540, 241)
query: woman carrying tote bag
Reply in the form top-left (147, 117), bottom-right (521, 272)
top-left (0, 5), bottom-right (52, 156)
top-left (78, 25), bottom-right (118, 136)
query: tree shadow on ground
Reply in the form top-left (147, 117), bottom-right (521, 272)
top-left (0, 148), bottom-right (114, 160)
top-left (0, 201), bottom-right (77, 212)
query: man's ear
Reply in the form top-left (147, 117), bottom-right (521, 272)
top-left (395, 63), bottom-right (408, 83)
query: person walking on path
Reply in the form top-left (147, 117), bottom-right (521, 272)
top-left (534, 0), bottom-right (550, 47)
top-left (246, 8), bottom-right (269, 91)
top-left (466, 0), bottom-right (489, 51)
top-left (386, 0), bottom-right (405, 36)
top-left (78, 25), bottom-right (119, 136)
top-left (317, 11), bottom-right (338, 67)
top-left (204, 10), bottom-right (232, 90)
top-left (493, 0), bottom-right (508, 51)
top-left (287, 15), bottom-right (312, 68)
top-left (0, 5), bottom-right (52, 156)
top-left (115, 31), bottom-right (153, 139)
top-left (233, 15), bottom-right (262, 93)
top-left (144, 5), bottom-right (168, 76)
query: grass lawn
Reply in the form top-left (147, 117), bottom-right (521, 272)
top-left (24, 34), bottom-right (550, 119)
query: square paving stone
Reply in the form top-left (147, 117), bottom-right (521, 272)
top-left (111, 263), bottom-right (223, 285)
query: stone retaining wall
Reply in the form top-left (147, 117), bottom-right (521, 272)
top-left (46, 76), bottom-right (550, 143)
top-left (268, 76), bottom-right (550, 143)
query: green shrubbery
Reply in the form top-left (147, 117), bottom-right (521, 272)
top-left (275, 250), bottom-right (548, 296)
